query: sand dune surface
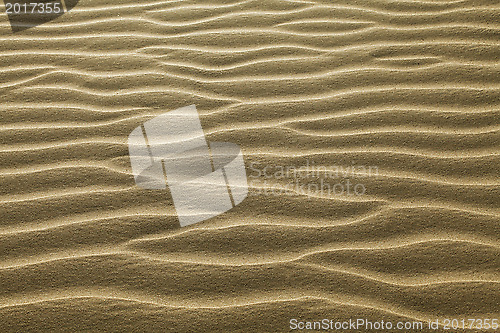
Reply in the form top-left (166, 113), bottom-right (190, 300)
top-left (0, 0), bottom-right (499, 331)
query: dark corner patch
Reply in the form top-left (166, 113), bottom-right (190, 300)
top-left (4, 0), bottom-right (80, 32)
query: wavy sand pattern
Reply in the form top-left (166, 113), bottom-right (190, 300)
top-left (0, 0), bottom-right (499, 332)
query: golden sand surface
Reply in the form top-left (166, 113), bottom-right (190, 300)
top-left (0, 0), bottom-right (499, 332)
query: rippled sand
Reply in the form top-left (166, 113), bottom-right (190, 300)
top-left (0, 0), bottom-right (499, 332)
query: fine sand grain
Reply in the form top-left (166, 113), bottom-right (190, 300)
top-left (0, 0), bottom-right (499, 332)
